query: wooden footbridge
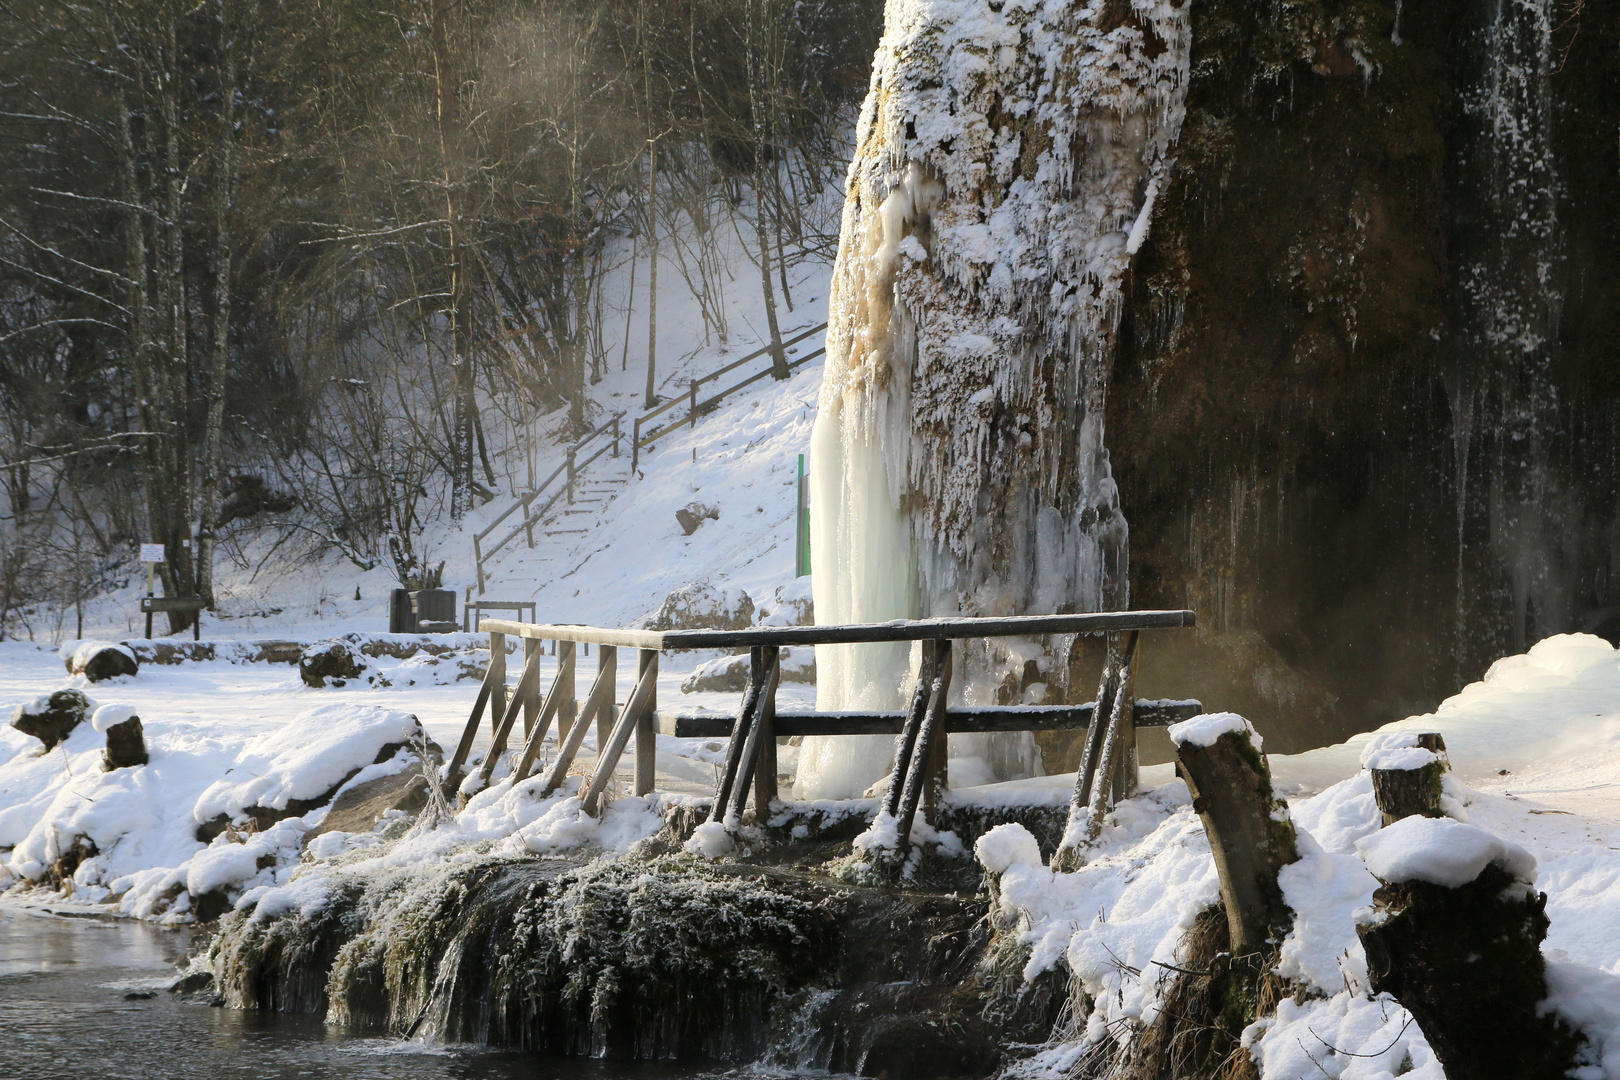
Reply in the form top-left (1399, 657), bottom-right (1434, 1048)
top-left (445, 609), bottom-right (1199, 853)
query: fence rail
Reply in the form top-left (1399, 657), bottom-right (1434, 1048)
top-left (631, 322), bottom-right (828, 470)
top-left (449, 608), bottom-right (1199, 856)
top-left (471, 412), bottom-right (624, 594)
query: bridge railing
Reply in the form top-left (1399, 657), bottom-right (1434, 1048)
top-left (445, 609), bottom-right (1199, 857)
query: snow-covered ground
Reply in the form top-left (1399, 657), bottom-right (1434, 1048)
top-left (984, 632), bottom-right (1620, 1080)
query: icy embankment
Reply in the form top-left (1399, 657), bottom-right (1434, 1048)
top-left (986, 633), bottom-right (1620, 1080)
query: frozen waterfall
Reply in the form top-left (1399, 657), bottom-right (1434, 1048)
top-left (798, 0), bottom-right (1192, 798)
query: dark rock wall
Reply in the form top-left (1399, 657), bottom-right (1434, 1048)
top-left (1110, 0), bottom-right (1620, 751)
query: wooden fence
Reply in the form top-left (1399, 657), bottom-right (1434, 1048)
top-left (630, 322), bottom-right (827, 471)
top-left (446, 609), bottom-right (1199, 851)
top-left (471, 412), bottom-right (625, 595)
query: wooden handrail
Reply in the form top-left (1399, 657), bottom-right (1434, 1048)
top-left (631, 324), bottom-right (827, 470)
top-left (473, 411), bottom-right (623, 593)
top-left (478, 608), bottom-right (1195, 650)
top-left (453, 608), bottom-right (1198, 845)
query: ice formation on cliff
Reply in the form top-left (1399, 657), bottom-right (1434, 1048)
top-left (801, 0), bottom-right (1192, 797)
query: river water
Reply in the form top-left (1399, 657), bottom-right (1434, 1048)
top-left (0, 904), bottom-right (783, 1080)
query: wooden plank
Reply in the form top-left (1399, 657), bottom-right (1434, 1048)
top-left (895, 639), bottom-right (952, 853)
top-left (522, 637), bottom-right (542, 738)
top-left (139, 596), bottom-right (206, 613)
top-left (539, 646), bottom-right (616, 798)
top-left (1070, 635), bottom-right (1122, 822)
top-left (443, 662), bottom-right (499, 794)
top-left (475, 642), bottom-right (545, 789)
top-left (726, 646), bottom-right (779, 825)
top-left (708, 647), bottom-right (765, 823)
top-left (558, 637), bottom-right (577, 750)
top-left (582, 659), bottom-right (659, 816)
top-left (476, 609), bottom-right (1196, 652)
top-left (633, 649), bottom-right (658, 796)
top-left (885, 640), bottom-right (941, 817)
top-left (658, 700), bottom-right (1202, 738)
top-left (488, 631), bottom-right (507, 739)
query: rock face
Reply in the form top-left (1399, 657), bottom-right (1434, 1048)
top-left (10, 689), bottom-right (93, 750)
top-left (1107, 0), bottom-right (1620, 749)
top-left (299, 641), bottom-right (368, 687)
top-left (644, 582), bottom-right (755, 632)
top-left (681, 648), bottom-right (816, 693)
top-left (64, 642), bottom-right (139, 682)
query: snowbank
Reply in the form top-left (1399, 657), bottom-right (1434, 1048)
top-left (987, 634), bottom-right (1620, 1080)
top-left (1356, 814), bottom-right (1536, 887)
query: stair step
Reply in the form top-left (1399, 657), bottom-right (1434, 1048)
top-left (546, 529), bottom-right (589, 535)
top-left (563, 510), bottom-right (598, 516)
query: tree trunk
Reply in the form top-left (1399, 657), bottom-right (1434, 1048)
top-left (644, 138), bottom-right (659, 409)
top-left (430, 0), bottom-right (475, 520)
top-left (746, 0), bottom-right (789, 380)
top-left (198, 7), bottom-right (240, 611)
top-left (1173, 724), bottom-right (1297, 956)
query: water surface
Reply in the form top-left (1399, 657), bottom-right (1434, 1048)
top-left (0, 904), bottom-right (781, 1080)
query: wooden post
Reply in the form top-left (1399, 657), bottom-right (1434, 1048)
top-left (444, 661), bottom-right (500, 794)
top-left (895, 639), bottom-right (952, 853)
top-left (475, 642), bottom-right (544, 789)
top-left (523, 492), bottom-right (536, 549)
top-left (522, 637), bottom-right (543, 738)
top-left (688, 378), bottom-right (698, 428)
top-left (539, 646), bottom-right (616, 798)
top-left (612, 414), bottom-right (621, 457)
top-left (1173, 719), bottom-right (1297, 956)
top-left (1369, 733), bottom-right (1448, 825)
top-left (473, 534), bottom-right (486, 596)
top-left (885, 640), bottom-right (940, 817)
top-left (634, 648), bottom-right (658, 796)
top-left (488, 631), bottom-right (507, 739)
top-left (754, 698), bottom-right (779, 816)
top-left (710, 647), bottom-right (764, 823)
top-left (1113, 635), bottom-right (1141, 800)
top-left (1069, 634), bottom-right (1121, 817)
top-left (566, 448), bottom-right (576, 504)
top-left (1084, 630), bottom-right (1140, 834)
top-left (726, 646), bottom-right (780, 825)
top-left (582, 657), bottom-right (659, 816)
top-left (509, 641), bottom-right (580, 782)
top-left (632, 416), bottom-right (642, 472)
top-left (558, 638), bottom-right (578, 749)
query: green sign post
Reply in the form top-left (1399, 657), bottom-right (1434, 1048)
top-left (795, 454), bottom-right (811, 577)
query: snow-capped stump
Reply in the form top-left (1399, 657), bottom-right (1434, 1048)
top-left (92, 704), bottom-right (148, 770)
top-left (1166, 712), bottom-right (1298, 957)
top-left (299, 639), bottom-right (368, 687)
top-left (63, 640), bottom-right (139, 681)
top-left (1362, 731), bottom-right (1448, 825)
top-left (1355, 815), bottom-right (1589, 1080)
top-left (10, 689), bottom-right (94, 750)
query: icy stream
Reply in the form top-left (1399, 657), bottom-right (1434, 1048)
top-left (0, 904), bottom-right (804, 1080)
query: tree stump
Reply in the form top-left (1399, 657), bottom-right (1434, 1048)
top-left (94, 705), bottom-right (149, 770)
top-left (1365, 732), bottom-right (1447, 825)
top-left (1171, 714), bottom-right (1297, 956)
top-left (1356, 824), bottom-right (1587, 1080)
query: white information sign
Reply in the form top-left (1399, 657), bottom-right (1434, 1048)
top-left (139, 543), bottom-right (166, 563)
